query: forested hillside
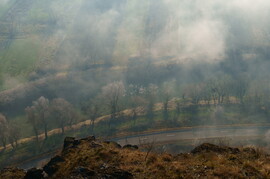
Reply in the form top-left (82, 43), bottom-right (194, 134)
top-left (1, 0), bottom-right (270, 170)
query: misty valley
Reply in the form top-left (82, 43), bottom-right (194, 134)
top-left (1, 0), bottom-right (270, 178)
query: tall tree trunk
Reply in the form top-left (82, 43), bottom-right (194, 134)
top-left (1, 139), bottom-right (6, 149)
top-left (92, 120), bottom-right (95, 135)
top-left (10, 142), bottom-right (15, 149)
top-left (61, 125), bottom-right (65, 134)
top-left (34, 128), bottom-right (39, 142)
top-left (44, 124), bottom-right (48, 140)
top-left (163, 102), bottom-right (168, 121)
top-left (132, 109), bottom-right (137, 126)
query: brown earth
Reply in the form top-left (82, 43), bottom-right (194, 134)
top-left (2, 136), bottom-right (270, 178)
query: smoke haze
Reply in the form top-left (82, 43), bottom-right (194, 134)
top-left (1, 0), bottom-right (270, 149)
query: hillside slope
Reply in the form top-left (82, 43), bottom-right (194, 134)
top-left (1, 136), bottom-right (270, 178)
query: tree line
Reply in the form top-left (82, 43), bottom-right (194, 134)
top-left (25, 97), bottom-right (76, 142)
top-left (0, 113), bottom-right (20, 150)
top-left (2, 73), bottom-right (270, 149)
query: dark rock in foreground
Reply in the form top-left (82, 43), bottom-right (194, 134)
top-left (1, 137), bottom-right (270, 178)
top-left (43, 155), bottom-right (65, 177)
top-left (191, 143), bottom-right (240, 154)
top-left (24, 168), bottom-right (44, 179)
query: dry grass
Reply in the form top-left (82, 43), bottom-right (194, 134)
top-left (0, 168), bottom-right (25, 179)
top-left (47, 139), bottom-right (270, 179)
top-left (3, 139), bottom-right (270, 178)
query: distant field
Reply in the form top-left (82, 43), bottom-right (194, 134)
top-left (0, 0), bottom-right (82, 90)
top-left (0, 38), bottom-right (41, 73)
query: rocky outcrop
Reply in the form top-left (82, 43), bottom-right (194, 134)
top-left (62, 136), bottom-right (96, 152)
top-left (103, 141), bottom-right (122, 149)
top-left (24, 168), bottom-right (44, 179)
top-left (70, 166), bottom-right (133, 179)
top-left (123, 144), bottom-right (139, 150)
top-left (2, 137), bottom-right (270, 178)
top-left (43, 155), bottom-right (64, 177)
top-left (191, 143), bottom-right (240, 154)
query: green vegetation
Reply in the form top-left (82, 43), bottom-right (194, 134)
top-left (0, 38), bottom-right (41, 76)
top-left (11, 115), bottom-right (32, 138)
top-left (0, 133), bottom-right (67, 168)
top-left (0, 68), bottom-right (3, 90)
top-left (0, 0), bottom-right (82, 90)
top-left (2, 101), bottom-right (268, 168)
top-left (2, 0), bottom-right (270, 172)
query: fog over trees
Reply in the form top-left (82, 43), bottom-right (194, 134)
top-left (1, 0), bottom-right (270, 162)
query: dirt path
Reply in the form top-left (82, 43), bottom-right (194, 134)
top-left (0, 107), bottom-right (136, 150)
top-left (0, 98), bottom-right (240, 151)
top-left (0, 99), bottom-right (173, 151)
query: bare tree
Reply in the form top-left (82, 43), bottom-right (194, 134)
top-left (207, 75), bottom-right (233, 105)
top-left (138, 138), bottom-right (156, 162)
top-left (25, 106), bottom-right (40, 142)
top-left (173, 99), bottom-right (184, 124)
top-left (145, 84), bottom-right (158, 123)
top-left (175, 99), bottom-right (181, 116)
top-left (33, 96), bottom-right (50, 140)
top-left (244, 82), bottom-right (264, 114)
top-left (215, 83), bottom-right (228, 104)
top-left (102, 81), bottom-right (125, 129)
top-left (8, 123), bottom-right (20, 149)
top-left (233, 78), bottom-right (248, 104)
top-left (144, 140), bottom-right (156, 162)
top-left (129, 96), bottom-right (146, 126)
top-left (201, 83), bottom-right (212, 105)
top-left (83, 99), bottom-right (100, 134)
top-left (161, 89), bottom-right (171, 121)
top-left (184, 84), bottom-right (203, 105)
top-left (50, 98), bottom-right (74, 134)
top-left (0, 113), bottom-right (8, 149)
